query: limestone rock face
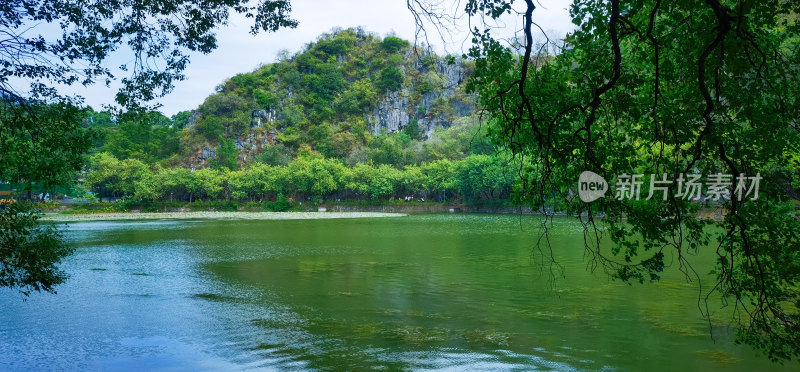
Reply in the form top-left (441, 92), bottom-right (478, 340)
top-left (234, 137), bottom-right (247, 150)
top-left (190, 146), bottom-right (217, 169)
top-left (186, 111), bottom-right (200, 128)
top-left (418, 116), bottom-right (449, 138)
top-left (251, 108), bottom-right (276, 129)
top-left (433, 58), bottom-right (464, 93)
top-left (201, 146), bottom-right (216, 160)
top-left (369, 90), bottom-right (410, 135)
top-left (368, 57), bottom-right (473, 138)
top-left (190, 128), bottom-right (278, 169)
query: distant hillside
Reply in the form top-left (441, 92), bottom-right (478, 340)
top-left (176, 28), bottom-right (477, 169)
top-left (78, 29), bottom-right (516, 207)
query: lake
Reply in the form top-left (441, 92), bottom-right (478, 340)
top-left (0, 214), bottom-right (794, 371)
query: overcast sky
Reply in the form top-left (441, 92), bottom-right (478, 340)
top-left (67, 0), bottom-right (575, 116)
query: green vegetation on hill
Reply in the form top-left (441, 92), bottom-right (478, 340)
top-left (77, 29), bottom-right (512, 206)
top-left (179, 28), bottom-right (475, 167)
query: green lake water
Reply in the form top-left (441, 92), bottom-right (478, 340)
top-left (0, 214), bottom-right (796, 371)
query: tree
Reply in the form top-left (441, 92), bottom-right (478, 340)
top-left (230, 165), bottom-right (282, 201)
top-left (0, 103), bottom-right (94, 193)
top-left (213, 136), bottom-right (239, 171)
top-left (347, 163), bottom-right (400, 199)
top-left (255, 144), bottom-right (293, 166)
top-left (422, 159), bottom-right (458, 198)
top-left (1, 0), bottom-right (297, 108)
top-left (368, 133), bottom-right (415, 166)
top-left (85, 153), bottom-right (150, 198)
top-left (171, 110), bottom-right (194, 129)
top-left (377, 65), bottom-right (404, 92)
top-left (456, 154), bottom-right (513, 203)
top-left (0, 0), bottom-right (297, 295)
top-left (382, 36), bottom-right (409, 53)
top-left (159, 168), bottom-right (193, 202)
top-left (187, 168), bottom-right (225, 202)
top-left (398, 165), bottom-right (425, 197)
top-left (403, 119), bottom-right (423, 140)
top-left (285, 154), bottom-right (348, 201)
top-left (195, 116), bottom-right (226, 141)
top-left (0, 202), bottom-right (73, 296)
top-left (410, 0), bottom-right (800, 361)
top-left (335, 78), bottom-right (377, 115)
top-left (103, 111), bottom-right (179, 162)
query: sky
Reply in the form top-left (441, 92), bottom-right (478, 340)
top-left (58, 0), bottom-right (575, 116)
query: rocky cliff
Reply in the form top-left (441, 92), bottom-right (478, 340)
top-left (181, 29), bottom-right (476, 168)
top-left (368, 56), bottom-right (473, 137)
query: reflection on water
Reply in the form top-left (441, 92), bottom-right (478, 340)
top-left (0, 215), bottom-right (796, 371)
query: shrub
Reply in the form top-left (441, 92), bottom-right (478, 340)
top-left (381, 36), bottom-right (408, 53)
top-left (265, 193), bottom-right (291, 211)
top-left (377, 66), bottom-right (403, 92)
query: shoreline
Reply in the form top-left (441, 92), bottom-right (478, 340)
top-left (38, 204), bottom-right (732, 222)
top-left (42, 211), bottom-right (407, 222)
